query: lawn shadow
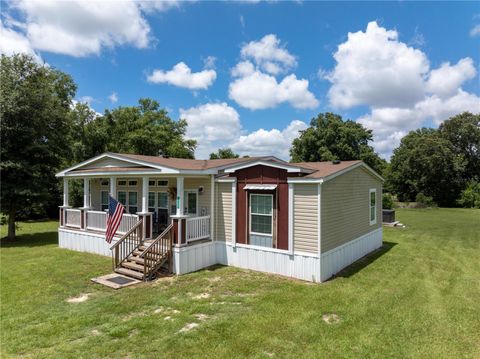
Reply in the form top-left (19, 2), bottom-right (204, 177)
top-left (332, 241), bottom-right (397, 279)
top-left (0, 231), bottom-right (58, 248)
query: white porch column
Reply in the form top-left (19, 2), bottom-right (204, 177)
top-left (109, 176), bottom-right (116, 198)
top-left (141, 176), bottom-right (149, 213)
top-left (210, 175), bottom-right (215, 240)
top-left (176, 177), bottom-right (184, 216)
top-left (63, 178), bottom-right (69, 207)
top-left (83, 178), bottom-right (90, 208)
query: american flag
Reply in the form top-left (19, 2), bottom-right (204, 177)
top-left (105, 195), bottom-right (124, 243)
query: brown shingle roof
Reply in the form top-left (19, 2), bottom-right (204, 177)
top-left (293, 160), bottom-right (363, 178)
top-left (116, 153), bottom-right (272, 170)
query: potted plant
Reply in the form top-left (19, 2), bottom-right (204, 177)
top-left (382, 193), bottom-right (395, 223)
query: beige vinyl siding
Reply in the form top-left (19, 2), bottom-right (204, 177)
top-left (215, 182), bottom-right (232, 242)
top-left (293, 184), bottom-right (318, 254)
top-left (184, 177), bottom-right (212, 216)
top-left (90, 179), bottom-right (102, 210)
top-left (321, 166), bottom-right (382, 253)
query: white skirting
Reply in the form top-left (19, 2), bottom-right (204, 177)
top-left (58, 227), bottom-right (382, 282)
top-left (58, 228), bottom-right (117, 257)
top-left (320, 227), bottom-right (383, 282)
top-left (215, 243), bottom-right (321, 282)
top-left (173, 242), bottom-right (217, 275)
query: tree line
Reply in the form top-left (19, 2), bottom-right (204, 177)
top-left (1, 55), bottom-right (479, 239)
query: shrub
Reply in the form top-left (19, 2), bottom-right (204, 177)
top-left (415, 193), bottom-right (436, 208)
top-left (382, 193), bottom-right (395, 209)
top-left (457, 181), bottom-right (480, 208)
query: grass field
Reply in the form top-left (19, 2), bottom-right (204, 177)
top-left (1, 208), bottom-right (479, 358)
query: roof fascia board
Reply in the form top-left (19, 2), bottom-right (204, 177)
top-left (322, 162), bottom-right (384, 183)
top-left (223, 160), bottom-right (312, 174)
top-left (287, 178), bottom-right (324, 184)
top-left (56, 152), bottom-right (190, 177)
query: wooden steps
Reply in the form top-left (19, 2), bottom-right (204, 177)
top-left (112, 223), bottom-right (174, 282)
top-left (115, 267), bottom-right (144, 280)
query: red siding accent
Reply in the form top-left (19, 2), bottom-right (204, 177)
top-left (232, 165), bottom-right (289, 250)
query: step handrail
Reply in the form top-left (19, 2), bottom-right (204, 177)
top-left (110, 219), bottom-right (143, 250)
top-left (139, 223), bottom-right (173, 258)
top-left (110, 219), bottom-right (143, 271)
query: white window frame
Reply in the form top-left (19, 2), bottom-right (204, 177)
top-left (369, 188), bottom-right (377, 225)
top-left (117, 190), bottom-right (138, 214)
top-left (249, 193), bottom-right (274, 237)
top-left (157, 191), bottom-right (169, 209)
top-left (158, 179), bottom-right (169, 187)
top-left (184, 189), bottom-right (198, 215)
top-left (100, 190), bottom-right (109, 211)
top-left (100, 179), bottom-right (109, 187)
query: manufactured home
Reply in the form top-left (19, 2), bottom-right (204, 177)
top-left (57, 152), bottom-right (383, 282)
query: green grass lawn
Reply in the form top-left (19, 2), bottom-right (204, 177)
top-left (1, 208), bottom-right (479, 358)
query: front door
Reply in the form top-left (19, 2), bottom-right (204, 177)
top-left (149, 191), bottom-right (170, 233)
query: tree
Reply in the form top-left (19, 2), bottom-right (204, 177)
top-left (439, 112), bottom-right (480, 181)
top-left (84, 98), bottom-right (196, 159)
top-left (0, 54), bottom-right (77, 240)
top-left (387, 128), bottom-right (465, 206)
top-left (209, 148), bottom-right (239, 160)
top-left (290, 112), bottom-right (386, 174)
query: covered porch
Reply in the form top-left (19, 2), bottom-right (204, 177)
top-left (59, 174), bottom-right (214, 246)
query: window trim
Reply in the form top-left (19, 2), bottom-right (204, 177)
top-left (157, 179), bottom-right (169, 187)
top-left (184, 189), bottom-right (198, 215)
top-left (249, 193), bottom-right (274, 237)
top-left (100, 190), bottom-right (109, 211)
top-left (157, 191), bottom-right (169, 209)
top-left (369, 188), bottom-right (377, 225)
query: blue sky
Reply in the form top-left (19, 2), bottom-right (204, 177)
top-left (1, 1), bottom-right (479, 159)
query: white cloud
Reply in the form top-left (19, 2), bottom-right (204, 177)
top-left (327, 21), bottom-right (429, 109)
top-left (3, 0), bottom-right (184, 58)
top-left (358, 90), bottom-right (480, 158)
top-left (231, 120), bottom-right (308, 159)
top-left (229, 68), bottom-right (318, 110)
top-left (203, 56), bottom-right (216, 70)
top-left (109, 92), bottom-right (118, 104)
top-left (425, 58), bottom-right (477, 98)
top-left (147, 62), bottom-right (216, 90)
top-left (138, 1), bottom-right (181, 13)
top-left (240, 34), bottom-right (297, 75)
top-left (325, 21), bottom-right (479, 158)
top-left (180, 102), bottom-right (241, 158)
top-left (470, 24), bottom-right (480, 37)
top-left (0, 20), bottom-right (41, 61)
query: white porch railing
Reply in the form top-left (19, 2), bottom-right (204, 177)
top-left (65, 208), bottom-right (81, 228)
top-left (186, 215), bottom-right (210, 242)
top-left (117, 213), bottom-right (140, 235)
top-left (86, 210), bottom-right (107, 231)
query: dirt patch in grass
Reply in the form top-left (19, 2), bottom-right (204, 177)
top-left (91, 329), bottom-right (102, 336)
top-left (322, 313), bottom-right (340, 324)
top-left (66, 293), bottom-right (91, 303)
top-left (192, 292), bottom-right (211, 300)
top-left (194, 313), bottom-right (210, 321)
top-left (178, 323), bottom-right (199, 333)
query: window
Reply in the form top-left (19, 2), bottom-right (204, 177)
top-left (118, 180), bottom-right (127, 186)
top-left (369, 189), bottom-right (377, 225)
top-left (250, 194), bottom-right (273, 235)
top-left (158, 192), bottom-right (168, 209)
top-left (158, 180), bottom-right (169, 187)
top-left (148, 192), bottom-right (155, 213)
top-left (100, 180), bottom-right (109, 186)
top-left (128, 192), bottom-right (138, 214)
top-left (184, 190), bottom-right (197, 215)
top-left (118, 191), bottom-right (127, 205)
top-left (128, 180), bottom-right (137, 186)
top-left (149, 180), bottom-right (156, 186)
top-left (101, 190), bottom-right (109, 211)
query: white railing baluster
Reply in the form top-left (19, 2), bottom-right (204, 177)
top-left (185, 215), bottom-right (210, 242)
top-left (86, 210), bottom-right (107, 231)
top-left (65, 208), bottom-right (81, 228)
